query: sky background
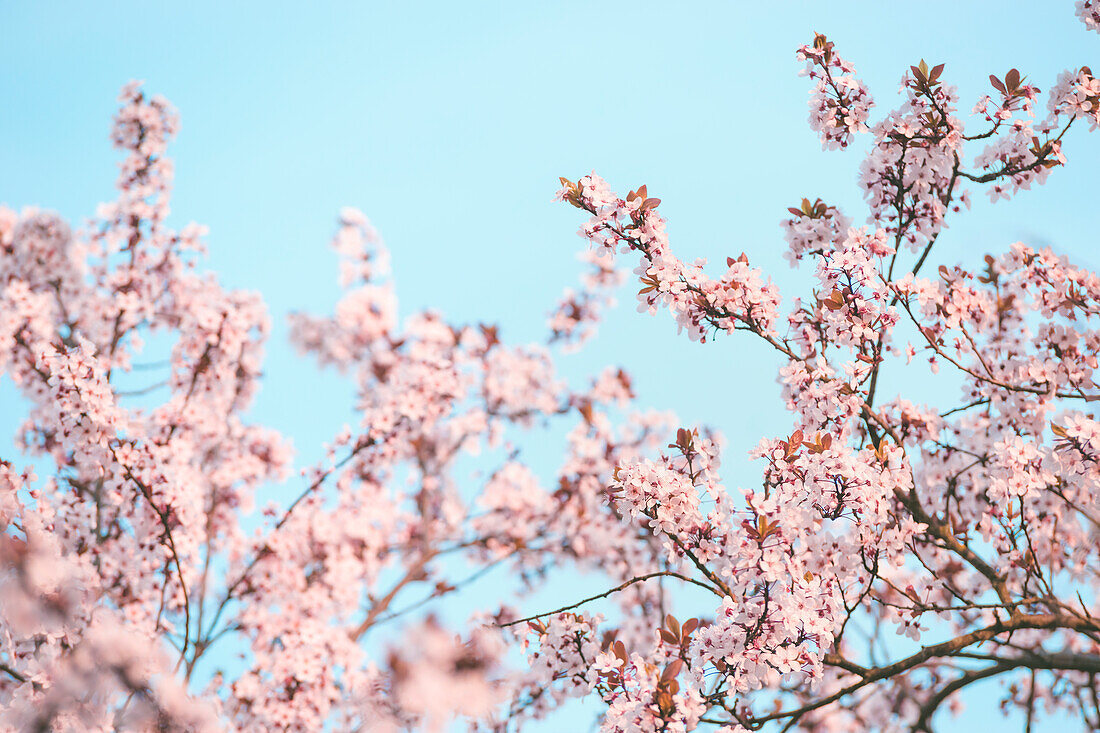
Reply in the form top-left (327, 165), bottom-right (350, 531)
top-left (1, 1), bottom-right (1098, 730)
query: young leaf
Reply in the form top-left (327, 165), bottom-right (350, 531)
top-left (661, 658), bottom-right (683, 684)
top-left (666, 614), bottom-right (680, 638)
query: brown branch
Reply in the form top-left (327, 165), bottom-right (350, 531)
top-left (745, 613), bottom-right (1100, 727)
top-left (498, 571), bottom-right (722, 628)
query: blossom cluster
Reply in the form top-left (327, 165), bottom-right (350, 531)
top-left (555, 177), bottom-right (782, 343)
top-left (1078, 0), bottom-right (1100, 32)
top-left (796, 33), bottom-right (874, 149)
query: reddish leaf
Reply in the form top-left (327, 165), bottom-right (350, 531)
top-left (661, 659), bottom-right (683, 684)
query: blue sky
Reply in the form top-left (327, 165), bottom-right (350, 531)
top-left (2, 1), bottom-right (1098, 730)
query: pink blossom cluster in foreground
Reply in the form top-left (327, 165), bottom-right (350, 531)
top-left (2, 6), bottom-right (1100, 732)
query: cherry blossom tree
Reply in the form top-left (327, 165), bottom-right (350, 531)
top-left (2, 6), bottom-right (1100, 733)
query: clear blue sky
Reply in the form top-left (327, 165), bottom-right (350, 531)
top-left (1, 2), bottom-right (1097, 730)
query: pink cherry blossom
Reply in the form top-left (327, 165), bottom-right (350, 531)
top-left (3, 6), bottom-right (1100, 732)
